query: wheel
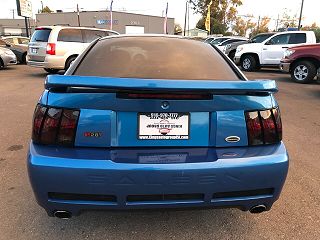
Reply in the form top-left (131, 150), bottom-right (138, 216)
top-left (0, 58), bottom-right (4, 69)
top-left (65, 56), bottom-right (77, 70)
top-left (241, 55), bottom-right (257, 72)
top-left (228, 50), bottom-right (236, 61)
top-left (291, 61), bottom-right (317, 84)
top-left (44, 68), bottom-right (60, 74)
top-left (21, 53), bottom-right (27, 64)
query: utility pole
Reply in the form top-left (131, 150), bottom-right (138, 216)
top-left (24, 17), bottom-right (29, 37)
top-left (40, 1), bottom-right (44, 12)
top-left (11, 9), bottom-right (15, 19)
top-left (187, 1), bottom-right (190, 36)
top-left (275, 14), bottom-right (280, 31)
top-left (298, 0), bottom-right (304, 30)
top-left (257, 15), bottom-right (261, 33)
top-left (183, 1), bottom-right (188, 36)
top-left (77, 4), bottom-right (81, 27)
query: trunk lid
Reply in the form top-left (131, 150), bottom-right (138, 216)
top-left (44, 75), bottom-right (277, 148)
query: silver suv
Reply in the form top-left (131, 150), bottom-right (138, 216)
top-left (27, 26), bottom-right (119, 73)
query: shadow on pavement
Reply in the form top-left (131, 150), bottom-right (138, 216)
top-left (29, 208), bottom-right (255, 239)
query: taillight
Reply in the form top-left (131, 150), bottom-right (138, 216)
top-left (32, 105), bottom-right (80, 146)
top-left (245, 108), bottom-right (282, 146)
top-left (46, 43), bottom-right (56, 55)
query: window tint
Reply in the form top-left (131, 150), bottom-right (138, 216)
top-left (211, 38), bottom-right (230, 45)
top-left (268, 34), bottom-right (290, 45)
top-left (251, 34), bottom-right (274, 43)
top-left (74, 37), bottom-right (240, 81)
top-left (4, 38), bottom-right (13, 44)
top-left (220, 39), bottom-right (245, 46)
top-left (289, 33), bottom-right (306, 44)
top-left (31, 29), bottom-right (51, 42)
top-left (58, 29), bottom-right (83, 43)
top-left (83, 30), bottom-right (103, 43)
top-left (0, 39), bottom-right (7, 46)
top-left (18, 38), bottom-right (29, 44)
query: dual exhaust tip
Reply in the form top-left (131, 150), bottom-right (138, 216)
top-left (53, 205), bottom-right (267, 219)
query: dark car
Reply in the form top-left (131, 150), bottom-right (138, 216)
top-left (0, 36), bottom-right (29, 64)
top-left (280, 44), bottom-right (320, 83)
top-left (27, 35), bottom-right (288, 218)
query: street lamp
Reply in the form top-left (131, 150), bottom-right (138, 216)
top-left (298, 0), bottom-right (304, 30)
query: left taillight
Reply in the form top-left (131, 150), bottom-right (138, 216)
top-left (32, 105), bottom-right (80, 147)
top-left (46, 43), bottom-right (56, 55)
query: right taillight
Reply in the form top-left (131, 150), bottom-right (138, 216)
top-left (32, 105), bottom-right (80, 147)
top-left (46, 43), bottom-right (56, 55)
top-left (245, 108), bottom-right (282, 146)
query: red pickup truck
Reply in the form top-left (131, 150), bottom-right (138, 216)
top-left (280, 44), bottom-right (320, 83)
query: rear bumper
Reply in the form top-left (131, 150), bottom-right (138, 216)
top-left (27, 142), bottom-right (289, 216)
top-left (27, 55), bottom-right (65, 69)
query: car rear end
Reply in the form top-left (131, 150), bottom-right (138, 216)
top-left (0, 47), bottom-right (17, 67)
top-left (27, 27), bottom-right (58, 69)
top-left (27, 36), bottom-right (289, 218)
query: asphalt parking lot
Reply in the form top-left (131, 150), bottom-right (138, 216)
top-left (0, 65), bottom-right (319, 240)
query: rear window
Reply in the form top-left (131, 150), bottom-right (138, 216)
top-left (57, 29), bottom-right (83, 43)
top-left (31, 29), bottom-right (51, 42)
top-left (74, 37), bottom-right (240, 80)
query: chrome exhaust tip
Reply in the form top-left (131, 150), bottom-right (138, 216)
top-left (53, 210), bottom-right (72, 219)
top-left (249, 205), bottom-right (267, 214)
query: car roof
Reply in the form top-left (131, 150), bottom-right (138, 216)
top-left (35, 26), bottom-right (119, 35)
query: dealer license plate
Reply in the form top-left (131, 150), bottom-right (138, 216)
top-left (138, 113), bottom-right (190, 140)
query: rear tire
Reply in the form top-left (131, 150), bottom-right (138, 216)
top-left (44, 68), bottom-right (59, 74)
top-left (65, 56), bottom-right (77, 71)
top-left (22, 53), bottom-right (27, 64)
top-left (291, 61), bottom-right (317, 84)
top-left (241, 55), bottom-right (257, 72)
top-left (0, 58), bottom-right (4, 69)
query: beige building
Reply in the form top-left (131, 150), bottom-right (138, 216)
top-left (35, 10), bottom-right (175, 35)
top-left (0, 19), bottom-right (35, 36)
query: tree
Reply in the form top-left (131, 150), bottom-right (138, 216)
top-left (232, 15), bottom-right (256, 36)
top-left (41, 6), bottom-right (53, 13)
top-left (251, 16), bottom-right (270, 36)
top-left (174, 23), bottom-right (183, 34)
top-left (279, 9), bottom-right (297, 28)
top-left (191, 0), bottom-right (243, 34)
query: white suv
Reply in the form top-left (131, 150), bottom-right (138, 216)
top-left (27, 26), bottom-right (119, 73)
top-left (234, 31), bottom-right (316, 71)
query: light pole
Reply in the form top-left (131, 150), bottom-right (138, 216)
top-left (298, 0), bottom-right (304, 30)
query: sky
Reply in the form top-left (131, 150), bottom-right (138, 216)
top-left (0, 0), bottom-right (319, 30)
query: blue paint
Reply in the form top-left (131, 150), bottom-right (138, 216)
top-left (75, 109), bottom-right (112, 147)
top-left (216, 111), bottom-right (248, 147)
top-left (28, 142), bottom-right (289, 215)
top-left (45, 75), bottom-right (278, 93)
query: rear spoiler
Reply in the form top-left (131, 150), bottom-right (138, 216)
top-left (45, 75), bottom-right (278, 94)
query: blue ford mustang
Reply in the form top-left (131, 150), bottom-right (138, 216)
top-left (27, 35), bottom-right (289, 218)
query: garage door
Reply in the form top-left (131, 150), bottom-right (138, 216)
top-left (125, 26), bottom-right (145, 34)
